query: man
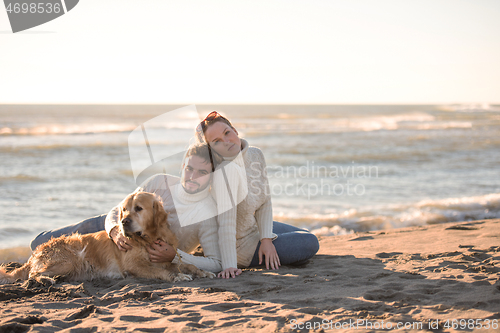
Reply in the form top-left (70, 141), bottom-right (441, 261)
top-left (30, 143), bottom-right (222, 273)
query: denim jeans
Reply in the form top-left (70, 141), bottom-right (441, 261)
top-left (30, 214), bottom-right (107, 251)
top-left (249, 221), bottom-right (319, 267)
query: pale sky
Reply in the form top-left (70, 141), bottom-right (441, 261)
top-left (1, 0), bottom-right (499, 104)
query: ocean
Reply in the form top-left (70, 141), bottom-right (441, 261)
top-left (1, 104), bottom-right (500, 250)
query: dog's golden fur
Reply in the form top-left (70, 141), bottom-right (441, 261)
top-left (0, 192), bottom-right (215, 284)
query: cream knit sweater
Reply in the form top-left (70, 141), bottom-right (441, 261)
top-left (212, 139), bottom-right (277, 270)
top-left (105, 174), bottom-right (222, 273)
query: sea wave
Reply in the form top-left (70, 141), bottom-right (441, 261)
top-left (0, 141), bottom-right (129, 151)
top-left (0, 174), bottom-right (44, 183)
top-left (437, 103), bottom-right (500, 112)
top-left (0, 227), bottom-right (32, 237)
top-left (1, 111), bottom-right (480, 138)
top-left (0, 120), bottom-right (199, 137)
top-left (240, 112), bottom-right (474, 134)
top-left (0, 124), bottom-right (136, 136)
top-left (280, 193), bottom-right (500, 234)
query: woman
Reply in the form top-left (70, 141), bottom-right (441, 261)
top-left (196, 111), bottom-right (319, 279)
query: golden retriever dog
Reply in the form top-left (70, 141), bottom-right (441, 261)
top-left (0, 192), bottom-right (215, 284)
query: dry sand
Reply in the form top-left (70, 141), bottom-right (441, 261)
top-left (1, 219), bottom-right (499, 332)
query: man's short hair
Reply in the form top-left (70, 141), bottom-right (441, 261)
top-left (184, 143), bottom-right (215, 172)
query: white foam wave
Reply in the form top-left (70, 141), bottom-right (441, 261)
top-left (438, 103), bottom-right (500, 112)
top-left (417, 193), bottom-right (500, 208)
top-left (310, 225), bottom-right (354, 237)
top-left (242, 112), bottom-right (472, 134)
top-left (2, 110), bottom-right (478, 138)
top-left (275, 193), bottom-right (500, 233)
top-left (415, 121), bottom-right (472, 130)
top-left (0, 120), bottom-right (199, 137)
top-left (1, 124), bottom-right (135, 136)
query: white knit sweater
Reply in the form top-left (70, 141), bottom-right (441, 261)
top-left (212, 139), bottom-right (276, 269)
top-left (105, 174), bottom-right (222, 273)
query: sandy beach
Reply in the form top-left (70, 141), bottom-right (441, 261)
top-left (1, 219), bottom-right (499, 332)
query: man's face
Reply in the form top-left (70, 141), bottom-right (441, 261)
top-left (181, 155), bottom-right (212, 194)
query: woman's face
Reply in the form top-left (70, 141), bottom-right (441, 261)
top-left (204, 122), bottom-right (241, 158)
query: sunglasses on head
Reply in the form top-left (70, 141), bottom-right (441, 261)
top-left (196, 111), bottom-right (222, 134)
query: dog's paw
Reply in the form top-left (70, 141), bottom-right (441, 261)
top-left (23, 276), bottom-right (55, 288)
top-left (203, 271), bottom-right (216, 279)
top-left (174, 273), bottom-right (193, 282)
top-left (37, 276), bottom-right (56, 286)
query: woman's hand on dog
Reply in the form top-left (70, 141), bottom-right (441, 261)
top-left (147, 240), bottom-right (176, 263)
top-left (110, 226), bottom-right (133, 252)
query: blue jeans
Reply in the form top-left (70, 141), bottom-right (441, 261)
top-left (30, 214), bottom-right (107, 251)
top-left (249, 221), bottom-right (319, 267)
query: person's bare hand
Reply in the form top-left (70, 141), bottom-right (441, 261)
top-left (147, 240), bottom-right (176, 263)
top-left (110, 226), bottom-right (132, 252)
top-left (217, 267), bottom-right (242, 279)
top-left (258, 238), bottom-right (280, 270)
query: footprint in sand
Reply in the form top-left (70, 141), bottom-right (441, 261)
top-left (349, 236), bottom-right (374, 241)
top-left (64, 305), bottom-right (96, 321)
top-left (202, 302), bottom-right (258, 312)
top-left (376, 252), bottom-right (403, 259)
top-left (119, 315), bottom-right (160, 322)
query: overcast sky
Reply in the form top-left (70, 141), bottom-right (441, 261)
top-left (1, 0), bottom-right (499, 104)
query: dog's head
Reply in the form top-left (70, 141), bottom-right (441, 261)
top-left (118, 192), bottom-right (176, 246)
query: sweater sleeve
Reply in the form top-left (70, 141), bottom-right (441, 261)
top-left (171, 217), bottom-right (222, 273)
top-left (255, 197), bottom-right (275, 239)
top-left (253, 149), bottom-right (276, 240)
top-left (172, 249), bottom-right (221, 273)
top-left (213, 163), bottom-right (240, 270)
top-left (105, 205), bottom-right (121, 236)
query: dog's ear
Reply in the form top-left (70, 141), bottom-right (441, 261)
top-left (153, 199), bottom-right (168, 229)
top-left (152, 198), bottom-right (178, 249)
top-left (118, 202), bottom-right (124, 222)
top-left (119, 194), bottom-right (133, 218)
